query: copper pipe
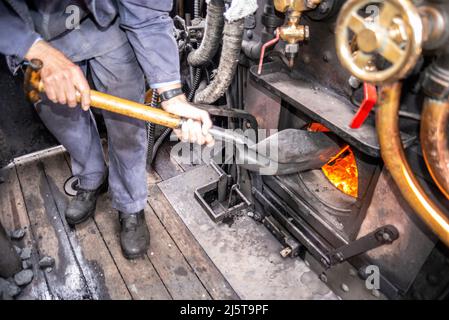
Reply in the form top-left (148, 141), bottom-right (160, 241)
top-left (421, 98), bottom-right (449, 200)
top-left (376, 82), bottom-right (449, 247)
top-left (258, 28), bottom-right (280, 75)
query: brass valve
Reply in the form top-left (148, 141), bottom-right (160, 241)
top-left (279, 13), bottom-right (309, 44)
top-left (335, 0), bottom-right (423, 84)
top-left (273, 0), bottom-right (319, 66)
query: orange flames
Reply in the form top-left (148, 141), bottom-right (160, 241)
top-left (308, 123), bottom-right (358, 198)
top-left (321, 145), bottom-right (358, 198)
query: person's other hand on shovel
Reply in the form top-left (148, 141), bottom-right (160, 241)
top-left (25, 40), bottom-right (91, 110)
top-left (159, 84), bottom-right (214, 147)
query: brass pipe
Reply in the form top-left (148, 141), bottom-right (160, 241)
top-left (376, 82), bottom-right (449, 247)
top-left (420, 98), bottom-right (449, 200)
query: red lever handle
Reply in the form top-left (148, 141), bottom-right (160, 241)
top-left (350, 82), bottom-right (377, 129)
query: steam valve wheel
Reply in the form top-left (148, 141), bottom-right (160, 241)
top-left (335, 0), bottom-right (423, 84)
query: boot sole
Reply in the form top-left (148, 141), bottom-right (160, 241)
top-left (122, 251), bottom-right (146, 260)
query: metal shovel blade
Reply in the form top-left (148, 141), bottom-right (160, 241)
top-left (209, 128), bottom-right (341, 175)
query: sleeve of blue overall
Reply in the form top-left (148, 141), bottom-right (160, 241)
top-left (0, 1), bottom-right (41, 59)
top-left (117, 0), bottom-right (181, 89)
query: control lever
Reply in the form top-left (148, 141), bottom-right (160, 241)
top-left (349, 82), bottom-right (377, 129)
top-left (326, 225), bottom-right (399, 267)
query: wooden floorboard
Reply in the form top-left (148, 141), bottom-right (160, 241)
top-left (0, 165), bottom-right (51, 300)
top-left (15, 155), bottom-right (90, 299)
top-left (93, 194), bottom-right (171, 300)
top-left (147, 166), bottom-right (163, 186)
top-left (41, 151), bottom-right (131, 300)
top-left (144, 205), bottom-right (210, 300)
top-left (148, 184), bottom-right (239, 300)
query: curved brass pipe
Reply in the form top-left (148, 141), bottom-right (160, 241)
top-left (376, 83), bottom-right (449, 247)
top-left (421, 98), bottom-right (449, 200)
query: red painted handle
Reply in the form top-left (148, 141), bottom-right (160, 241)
top-left (350, 82), bottom-right (377, 129)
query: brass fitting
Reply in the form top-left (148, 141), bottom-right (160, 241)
top-left (273, 0), bottom-right (318, 67)
top-left (274, 0), bottom-right (320, 13)
top-left (279, 14), bottom-right (309, 44)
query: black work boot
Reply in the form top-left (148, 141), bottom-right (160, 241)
top-left (119, 210), bottom-right (150, 259)
top-left (65, 178), bottom-right (108, 226)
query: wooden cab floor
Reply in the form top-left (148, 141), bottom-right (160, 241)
top-left (0, 142), bottom-right (238, 300)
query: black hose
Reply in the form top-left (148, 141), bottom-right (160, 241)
top-left (187, 0), bottom-right (225, 67)
top-left (188, 67), bottom-right (202, 101)
top-left (194, 0), bottom-right (201, 19)
top-left (149, 1), bottom-right (208, 166)
top-left (194, 18), bottom-right (245, 104)
top-left (149, 66), bottom-right (202, 165)
top-left (146, 90), bottom-right (159, 166)
top-left (151, 127), bottom-right (172, 164)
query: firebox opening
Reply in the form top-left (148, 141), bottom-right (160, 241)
top-left (307, 123), bottom-right (358, 198)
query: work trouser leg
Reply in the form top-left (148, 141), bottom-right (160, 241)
top-left (89, 42), bottom-right (148, 214)
top-left (34, 72), bottom-right (107, 191)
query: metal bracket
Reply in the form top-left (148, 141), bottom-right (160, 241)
top-left (326, 225), bottom-right (399, 267)
top-left (195, 161), bottom-right (252, 223)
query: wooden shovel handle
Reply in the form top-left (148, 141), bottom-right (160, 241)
top-left (25, 59), bottom-right (184, 129)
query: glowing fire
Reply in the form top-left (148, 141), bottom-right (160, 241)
top-left (322, 145), bottom-right (358, 198)
top-left (308, 123), bottom-right (358, 198)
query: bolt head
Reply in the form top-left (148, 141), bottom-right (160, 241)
top-left (304, 26), bottom-right (310, 40)
top-left (303, 54), bottom-right (311, 64)
top-left (349, 268), bottom-right (358, 277)
top-left (319, 1), bottom-right (330, 14)
top-left (323, 51), bottom-right (332, 62)
top-left (319, 273), bottom-right (328, 283)
top-left (341, 283), bottom-right (349, 292)
top-left (358, 267), bottom-right (368, 279)
top-left (382, 232), bottom-right (392, 242)
top-left (285, 43), bottom-right (299, 54)
top-left (348, 76), bottom-right (361, 89)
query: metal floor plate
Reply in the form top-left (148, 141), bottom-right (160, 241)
top-left (158, 165), bottom-right (339, 300)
